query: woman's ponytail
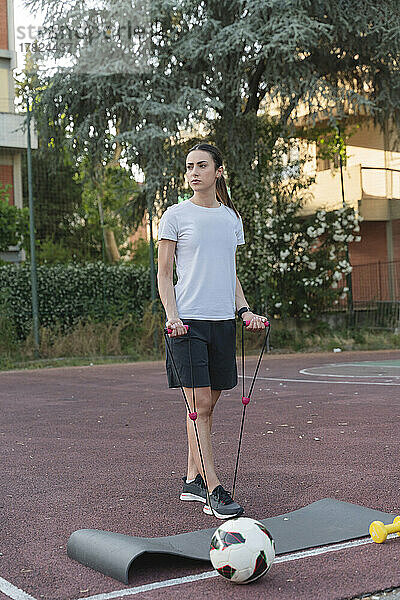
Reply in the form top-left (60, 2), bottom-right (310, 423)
top-left (216, 174), bottom-right (240, 219)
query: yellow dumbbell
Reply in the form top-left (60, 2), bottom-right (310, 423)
top-left (369, 516), bottom-right (400, 543)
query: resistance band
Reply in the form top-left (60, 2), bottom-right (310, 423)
top-left (163, 323), bottom-right (216, 517)
top-left (232, 319), bottom-right (270, 499)
top-left (163, 318), bottom-right (271, 515)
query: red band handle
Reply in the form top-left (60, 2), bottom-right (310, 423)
top-left (166, 324), bottom-right (189, 334)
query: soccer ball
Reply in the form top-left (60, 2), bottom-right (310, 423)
top-left (209, 517), bottom-right (275, 584)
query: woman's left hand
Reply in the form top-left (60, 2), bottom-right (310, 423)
top-left (241, 311), bottom-right (269, 330)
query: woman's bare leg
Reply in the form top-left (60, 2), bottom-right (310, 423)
top-left (209, 388), bottom-right (221, 430)
top-left (186, 388), bottom-right (221, 480)
top-left (184, 387), bottom-right (221, 492)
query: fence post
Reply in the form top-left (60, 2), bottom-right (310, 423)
top-left (337, 125), bottom-right (353, 315)
top-left (377, 261), bottom-right (382, 301)
top-left (147, 193), bottom-right (158, 351)
top-left (26, 95), bottom-right (40, 357)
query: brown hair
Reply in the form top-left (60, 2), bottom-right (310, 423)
top-left (187, 143), bottom-right (241, 219)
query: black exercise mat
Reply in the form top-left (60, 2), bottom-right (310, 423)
top-left (67, 498), bottom-right (396, 584)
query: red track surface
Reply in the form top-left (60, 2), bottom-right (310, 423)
top-left (1, 349), bottom-right (400, 600)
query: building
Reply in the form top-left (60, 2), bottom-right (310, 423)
top-left (0, 0), bottom-right (37, 262)
top-left (298, 116), bottom-right (400, 304)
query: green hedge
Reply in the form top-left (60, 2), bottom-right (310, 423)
top-left (0, 262), bottom-right (152, 339)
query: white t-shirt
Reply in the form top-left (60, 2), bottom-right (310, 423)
top-left (157, 198), bottom-right (245, 320)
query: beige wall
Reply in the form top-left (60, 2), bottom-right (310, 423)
top-left (346, 123), bottom-right (386, 180)
top-left (0, 68), bottom-right (9, 111)
top-left (302, 118), bottom-right (400, 221)
top-left (300, 164), bottom-right (362, 215)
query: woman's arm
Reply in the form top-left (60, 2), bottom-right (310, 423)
top-left (235, 275), bottom-right (268, 329)
top-left (235, 275), bottom-right (250, 313)
top-left (157, 239), bottom-right (179, 321)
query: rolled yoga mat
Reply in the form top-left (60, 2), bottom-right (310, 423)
top-left (67, 498), bottom-right (396, 584)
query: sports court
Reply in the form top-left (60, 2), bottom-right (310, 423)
top-left (1, 348), bottom-right (400, 600)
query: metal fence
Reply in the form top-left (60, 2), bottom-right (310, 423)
top-left (351, 260), bottom-right (400, 304)
top-left (337, 260), bottom-right (400, 330)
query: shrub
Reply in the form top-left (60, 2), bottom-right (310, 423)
top-left (0, 262), bottom-right (151, 339)
top-left (0, 183), bottom-right (29, 251)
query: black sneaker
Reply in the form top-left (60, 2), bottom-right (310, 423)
top-left (180, 474), bottom-right (207, 503)
top-left (203, 485), bottom-right (244, 519)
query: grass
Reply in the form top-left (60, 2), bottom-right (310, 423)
top-left (268, 324), bottom-right (400, 354)
top-left (1, 305), bottom-right (400, 371)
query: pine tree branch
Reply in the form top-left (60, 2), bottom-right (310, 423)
top-left (244, 57), bottom-right (267, 114)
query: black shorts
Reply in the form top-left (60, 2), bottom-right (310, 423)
top-left (164, 318), bottom-right (238, 391)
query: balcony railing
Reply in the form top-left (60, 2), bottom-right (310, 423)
top-left (361, 167), bottom-right (400, 199)
top-left (0, 112), bottom-right (38, 150)
top-left (300, 165), bottom-right (400, 219)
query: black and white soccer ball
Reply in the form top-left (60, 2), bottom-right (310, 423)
top-left (209, 517), bottom-right (275, 584)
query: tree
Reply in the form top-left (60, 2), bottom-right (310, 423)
top-left (16, 50), bottom-right (142, 262)
top-left (16, 55), bottom-right (87, 260)
top-left (77, 156), bottom-right (141, 262)
top-left (26, 0), bottom-right (400, 195)
top-left (24, 0), bottom-right (400, 305)
top-left (231, 116), bottom-right (363, 317)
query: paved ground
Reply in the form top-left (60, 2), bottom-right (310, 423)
top-left (1, 349), bottom-right (400, 600)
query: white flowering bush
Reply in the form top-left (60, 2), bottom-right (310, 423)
top-left (0, 262), bottom-right (150, 339)
top-left (235, 122), bottom-right (362, 319)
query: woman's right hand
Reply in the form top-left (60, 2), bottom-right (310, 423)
top-left (166, 317), bottom-right (188, 337)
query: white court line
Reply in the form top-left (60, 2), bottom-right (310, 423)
top-left (239, 374), bottom-right (400, 386)
top-left (1, 535), bottom-right (395, 600)
top-left (69, 534), bottom-right (396, 600)
top-left (299, 367), bottom-right (400, 379)
top-left (0, 577), bottom-right (38, 600)
top-left (306, 362), bottom-right (400, 369)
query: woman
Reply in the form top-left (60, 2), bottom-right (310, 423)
top-left (157, 143), bottom-right (268, 519)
